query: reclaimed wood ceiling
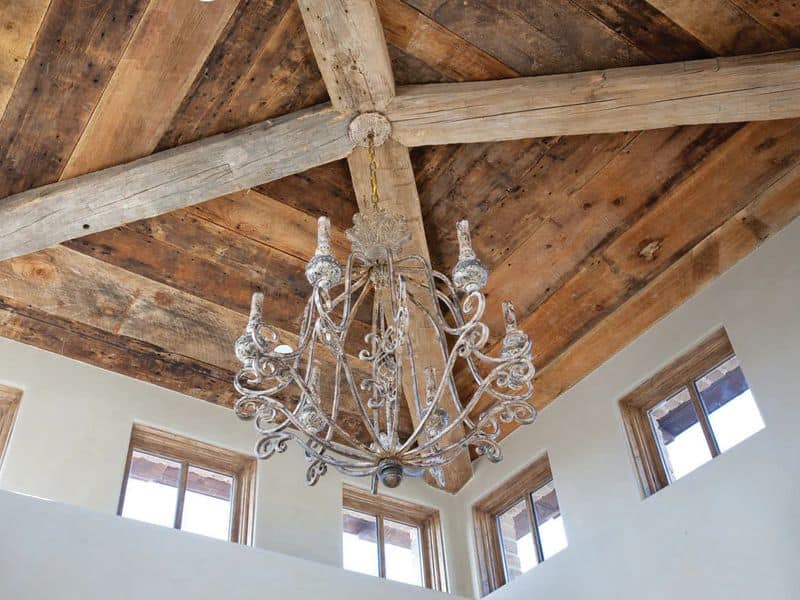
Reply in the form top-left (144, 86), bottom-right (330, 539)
top-left (1, 0), bottom-right (799, 450)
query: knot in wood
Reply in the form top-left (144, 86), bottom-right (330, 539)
top-left (348, 112), bottom-right (391, 147)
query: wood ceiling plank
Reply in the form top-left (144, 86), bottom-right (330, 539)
top-left (255, 161), bottom-right (358, 231)
top-left (63, 220), bottom-right (371, 354)
top-left (158, 0), bottom-right (300, 148)
top-left (0, 0), bottom-right (149, 199)
top-left (0, 295), bottom-right (239, 407)
top-left (0, 0), bottom-right (51, 118)
top-left (377, 0), bottom-right (518, 81)
top-left (528, 156), bottom-right (800, 421)
top-left (565, 0), bottom-right (710, 62)
top-left (298, 0), bottom-right (395, 112)
top-left (402, 0), bottom-right (649, 76)
top-left (170, 1), bottom-right (327, 148)
top-left (522, 119), bottom-right (800, 369)
top-left (478, 124), bottom-right (743, 343)
top-left (388, 51), bottom-right (800, 146)
top-left (348, 140), bottom-right (473, 492)
top-left (644, 0), bottom-right (788, 55)
top-left (0, 246), bottom-right (245, 370)
top-left (61, 0), bottom-right (239, 179)
top-left (421, 134), bottom-right (633, 273)
top-left (191, 189), bottom-right (350, 262)
top-left (728, 0), bottom-right (800, 48)
top-left (62, 227), bottom-right (305, 333)
top-left (0, 104), bottom-right (353, 262)
top-left (461, 119), bottom-right (800, 414)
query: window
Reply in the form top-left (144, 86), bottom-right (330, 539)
top-left (118, 424), bottom-right (256, 543)
top-left (341, 485), bottom-right (446, 591)
top-left (472, 454), bottom-right (567, 595)
top-left (0, 384), bottom-right (22, 468)
top-left (620, 329), bottom-right (764, 497)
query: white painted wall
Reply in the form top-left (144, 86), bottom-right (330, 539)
top-left (456, 217), bottom-right (800, 599)
top-left (0, 336), bottom-right (468, 594)
top-left (0, 488), bottom-right (465, 600)
top-left (1, 217), bottom-right (797, 600)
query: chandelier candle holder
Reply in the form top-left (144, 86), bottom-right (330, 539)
top-left (233, 139), bottom-right (536, 492)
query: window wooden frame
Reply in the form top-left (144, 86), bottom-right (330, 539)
top-left (342, 484), bottom-right (447, 592)
top-left (0, 384), bottom-right (22, 467)
top-left (118, 424), bottom-right (256, 544)
top-left (472, 454), bottom-right (555, 596)
top-left (620, 328), bottom-right (741, 497)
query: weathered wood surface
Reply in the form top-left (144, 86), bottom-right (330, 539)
top-left (464, 120), bottom-right (800, 437)
top-left (0, 0), bottom-right (51, 118)
top-left (0, 104), bottom-right (353, 261)
top-left (349, 141), bottom-right (473, 491)
top-left (298, 0), bottom-right (395, 113)
top-left (377, 0), bottom-right (517, 82)
top-left (389, 51), bottom-right (800, 146)
top-left (61, 0), bottom-right (239, 179)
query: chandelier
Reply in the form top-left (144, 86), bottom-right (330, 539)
top-left (233, 138), bottom-right (536, 492)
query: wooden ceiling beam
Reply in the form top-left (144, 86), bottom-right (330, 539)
top-left (298, 0), bottom-right (395, 113)
top-left (387, 50), bottom-right (800, 146)
top-left (0, 104), bottom-right (354, 262)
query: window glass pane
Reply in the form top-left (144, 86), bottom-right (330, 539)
top-left (695, 355), bottom-right (764, 453)
top-left (383, 519), bottom-right (423, 587)
top-left (342, 508), bottom-right (379, 577)
top-left (121, 450), bottom-right (181, 527)
top-left (531, 482), bottom-right (567, 560)
top-left (497, 498), bottom-right (537, 582)
top-left (181, 465), bottom-right (233, 541)
top-left (648, 387), bottom-right (712, 481)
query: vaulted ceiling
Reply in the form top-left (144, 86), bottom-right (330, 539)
top-left (1, 0), bottom-right (799, 487)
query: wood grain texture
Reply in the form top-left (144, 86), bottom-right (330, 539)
top-left (348, 140), bottom-right (473, 491)
top-left (565, 0), bottom-right (710, 62)
top-left (403, 0), bottom-right (649, 76)
top-left (298, 0), bottom-right (395, 112)
top-left (0, 294), bottom-right (239, 406)
top-left (644, 0), bottom-right (787, 55)
top-left (61, 0), bottom-right (239, 179)
top-left (378, 0), bottom-right (518, 81)
top-left (475, 124), bottom-right (742, 344)
top-left (0, 0), bottom-right (148, 199)
top-left (0, 104), bottom-right (353, 261)
top-left (0, 0), bottom-right (51, 118)
top-left (388, 51), bottom-right (800, 146)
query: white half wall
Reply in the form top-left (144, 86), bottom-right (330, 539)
top-left (0, 489), bottom-right (465, 600)
top-left (456, 218), bottom-right (800, 599)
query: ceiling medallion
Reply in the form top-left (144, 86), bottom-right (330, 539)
top-left (233, 133), bottom-right (536, 492)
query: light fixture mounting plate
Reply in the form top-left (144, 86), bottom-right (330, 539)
top-left (348, 112), bottom-right (392, 147)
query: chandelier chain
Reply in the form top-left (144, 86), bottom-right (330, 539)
top-left (368, 134), bottom-right (380, 211)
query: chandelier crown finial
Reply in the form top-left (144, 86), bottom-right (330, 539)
top-left (452, 220), bottom-right (489, 293)
top-left (305, 216), bottom-right (342, 289)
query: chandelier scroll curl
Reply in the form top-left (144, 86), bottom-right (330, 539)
top-left (233, 138), bottom-right (536, 492)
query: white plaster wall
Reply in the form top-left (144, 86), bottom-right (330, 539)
top-left (456, 217), bottom-right (800, 599)
top-left (0, 336), bottom-right (467, 594)
top-left (0, 488), bottom-right (466, 600)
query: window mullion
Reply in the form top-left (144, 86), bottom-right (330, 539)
top-left (526, 495), bottom-right (544, 564)
top-left (173, 460), bottom-right (190, 530)
top-left (376, 514), bottom-right (387, 579)
top-left (688, 380), bottom-right (720, 457)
